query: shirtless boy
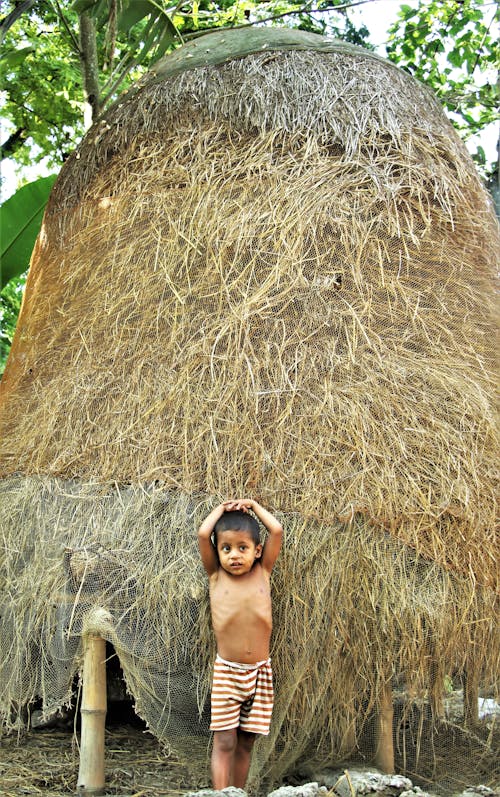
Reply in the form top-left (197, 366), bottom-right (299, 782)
top-left (198, 498), bottom-right (283, 790)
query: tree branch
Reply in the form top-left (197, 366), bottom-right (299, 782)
top-left (52, 0), bottom-right (81, 54)
top-left (1, 127), bottom-right (28, 160)
top-left (180, 0), bottom-right (376, 39)
top-left (79, 12), bottom-right (101, 126)
top-left (0, 0), bottom-right (36, 45)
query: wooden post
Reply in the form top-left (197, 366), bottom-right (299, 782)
top-left (429, 657), bottom-right (445, 720)
top-left (374, 682), bottom-right (394, 773)
top-left (77, 633), bottom-right (107, 795)
top-left (341, 712), bottom-right (357, 755)
top-left (463, 667), bottom-right (479, 728)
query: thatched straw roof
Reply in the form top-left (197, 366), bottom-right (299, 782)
top-left (49, 30), bottom-right (453, 211)
top-left (0, 27), bottom-right (498, 788)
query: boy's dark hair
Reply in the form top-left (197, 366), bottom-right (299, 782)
top-left (213, 510), bottom-right (261, 545)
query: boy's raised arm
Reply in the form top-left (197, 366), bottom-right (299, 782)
top-left (254, 501), bottom-right (283, 573)
top-left (198, 504), bottom-right (226, 576)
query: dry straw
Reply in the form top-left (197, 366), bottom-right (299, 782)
top-left (0, 29), bottom-right (498, 788)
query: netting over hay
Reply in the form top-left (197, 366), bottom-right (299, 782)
top-left (0, 28), bottom-right (498, 791)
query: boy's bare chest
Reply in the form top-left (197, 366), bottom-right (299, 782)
top-left (210, 567), bottom-right (271, 619)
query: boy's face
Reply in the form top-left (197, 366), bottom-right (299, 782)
top-left (215, 529), bottom-right (262, 576)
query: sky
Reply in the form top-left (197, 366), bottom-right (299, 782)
top-left (351, 0), bottom-right (409, 48)
top-left (1, 0), bottom-right (498, 200)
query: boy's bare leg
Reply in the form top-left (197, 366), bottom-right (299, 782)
top-left (232, 730), bottom-right (256, 788)
top-left (211, 729), bottom-right (237, 789)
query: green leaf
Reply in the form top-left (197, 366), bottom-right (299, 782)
top-left (0, 46), bottom-right (35, 67)
top-left (399, 4), bottom-right (417, 20)
top-left (154, 25), bottom-right (176, 61)
top-left (117, 0), bottom-right (153, 31)
top-left (447, 49), bottom-right (463, 68)
top-left (449, 18), bottom-right (469, 35)
top-left (474, 146), bottom-right (486, 165)
top-left (192, 0), bottom-right (199, 28)
top-left (0, 273), bottom-right (27, 377)
top-left (135, 17), bottom-right (158, 61)
top-left (0, 175), bottom-right (57, 289)
top-left (71, 0), bottom-right (99, 13)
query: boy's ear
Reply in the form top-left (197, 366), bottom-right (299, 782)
top-left (255, 544), bottom-right (263, 559)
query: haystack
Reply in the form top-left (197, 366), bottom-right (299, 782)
top-left (0, 28), bottom-right (498, 790)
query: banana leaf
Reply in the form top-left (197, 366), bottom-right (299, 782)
top-left (0, 174), bottom-right (57, 289)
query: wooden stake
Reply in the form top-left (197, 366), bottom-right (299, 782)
top-left (429, 657), bottom-right (444, 719)
top-left (77, 633), bottom-right (107, 795)
top-left (341, 712), bottom-right (357, 755)
top-left (463, 667), bottom-right (479, 728)
top-left (374, 682), bottom-right (394, 773)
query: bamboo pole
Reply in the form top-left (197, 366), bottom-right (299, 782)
top-left (429, 657), bottom-right (445, 719)
top-left (341, 712), bottom-right (357, 755)
top-left (77, 632), bottom-right (107, 795)
top-left (463, 667), bottom-right (479, 728)
top-left (373, 682), bottom-right (394, 773)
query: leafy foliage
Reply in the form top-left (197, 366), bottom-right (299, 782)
top-left (0, 3), bottom-right (85, 167)
top-left (0, 273), bottom-right (26, 377)
top-left (386, 0), bottom-right (499, 148)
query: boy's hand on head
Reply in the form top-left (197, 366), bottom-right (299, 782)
top-left (222, 498), bottom-right (254, 513)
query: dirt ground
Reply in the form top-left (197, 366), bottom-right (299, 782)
top-left (0, 725), bottom-right (205, 796)
top-left (1, 713), bottom-right (498, 797)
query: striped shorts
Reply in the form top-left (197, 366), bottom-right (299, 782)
top-left (210, 654), bottom-right (274, 736)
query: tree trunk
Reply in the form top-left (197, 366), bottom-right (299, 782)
top-left (79, 13), bottom-right (101, 128)
top-left (77, 633), bottom-right (107, 795)
top-left (374, 682), bottom-right (394, 773)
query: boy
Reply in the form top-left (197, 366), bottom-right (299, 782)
top-left (198, 498), bottom-right (283, 790)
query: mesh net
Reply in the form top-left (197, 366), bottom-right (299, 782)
top-left (0, 32), bottom-right (498, 793)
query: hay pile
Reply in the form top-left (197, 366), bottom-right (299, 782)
top-left (0, 28), bottom-right (498, 789)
